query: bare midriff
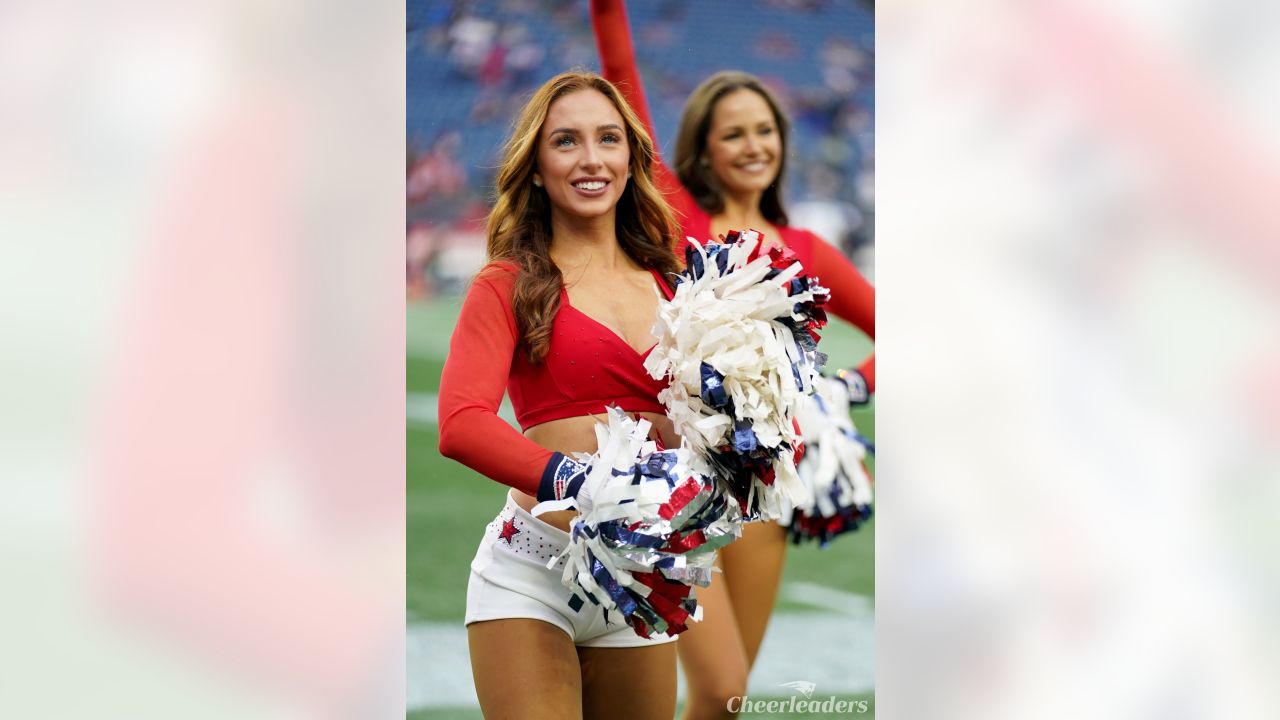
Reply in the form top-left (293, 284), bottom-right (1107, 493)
top-left (516, 410), bottom-right (679, 532)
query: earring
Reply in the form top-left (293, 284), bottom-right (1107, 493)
top-left (533, 177), bottom-right (543, 187)
top-left (699, 158), bottom-right (710, 168)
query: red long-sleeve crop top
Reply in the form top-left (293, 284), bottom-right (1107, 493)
top-left (590, 0), bottom-right (874, 389)
top-left (437, 261), bottom-right (676, 494)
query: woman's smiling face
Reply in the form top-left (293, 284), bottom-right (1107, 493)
top-left (534, 89), bottom-right (631, 223)
top-left (702, 88), bottom-right (782, 198)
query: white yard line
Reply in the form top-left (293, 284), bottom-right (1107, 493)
top-left (407, 589), bottom-right (873, 711)
top-left (405, 393), bottom-right (438, 425)
top-left (780, 581), bottom-right (874, 617)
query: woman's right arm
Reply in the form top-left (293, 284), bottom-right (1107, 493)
top-left (590, 0), bottom-right (689, 203)
top-left (591, 0), bottom-right (657, 146)
top-left (437, 267), bottom-right (578, 498)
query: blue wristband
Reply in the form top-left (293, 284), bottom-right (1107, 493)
top-left (836, 368), bottom-right (870, 405)
top-left (537, 452), bottom-right (587, 502)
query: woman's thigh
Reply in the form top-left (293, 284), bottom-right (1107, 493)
top-left (719, 520), bottom-right (788, 667)
top-left (675, 566), bottom-right (750, 704)
top-left (469, 618), bottom-right (582, 720)
top-left (578, 641), bottom-right (677, 720)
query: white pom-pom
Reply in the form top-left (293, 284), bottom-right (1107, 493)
top-left (544, 407), bottom-right (742, 637)
top-left (646, 231), bottom-right (828, 519)
top-left (781, 375), bottom-right (874, 543)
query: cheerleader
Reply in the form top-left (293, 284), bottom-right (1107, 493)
top-left (437, 71), bottom-right (684, 719)
top-left (589, 3), bottom-right (875, 717)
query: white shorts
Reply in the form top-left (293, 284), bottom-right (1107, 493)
top-left (465, 491), bottom-right (676, 649)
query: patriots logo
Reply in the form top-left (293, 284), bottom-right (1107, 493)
top-left (779, 680), bottom-right (816, 698)
top-left (552, 456), bottom-right (584, 499)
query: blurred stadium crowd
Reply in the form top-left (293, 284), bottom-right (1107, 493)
top-left (407, 0), bottom-right (875, 298)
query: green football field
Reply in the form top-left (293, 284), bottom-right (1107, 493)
top-left (408, 296), bottom-right (875, 719)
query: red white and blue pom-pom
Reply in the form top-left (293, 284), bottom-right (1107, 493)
top-left (534, 408), bottom-right (742, 638)
top-left (645, 229), bottom-right (831, 520)
top-left (782, 374), bottom-right (875, 545)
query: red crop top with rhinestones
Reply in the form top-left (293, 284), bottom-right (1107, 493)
top-left (437, 260), bottom-right (675, 496)
top-left (590, 0), bottom-right (874, 388)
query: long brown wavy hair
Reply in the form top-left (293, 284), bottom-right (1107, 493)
top-left (485, 71), bottom-right (680, 364)
top-left (673, 71), bottom-right (791, 226)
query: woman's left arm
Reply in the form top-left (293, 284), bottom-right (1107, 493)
top-left (808, 233), bottom-right (875, 393)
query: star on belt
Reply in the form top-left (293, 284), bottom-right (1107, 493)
top-left (499, 516), bottom-right (522, 545)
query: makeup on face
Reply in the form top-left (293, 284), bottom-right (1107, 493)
top-left (535, 89), bottom-right (631, 222)
top-left (703, 88), bottom-right (782, 197)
